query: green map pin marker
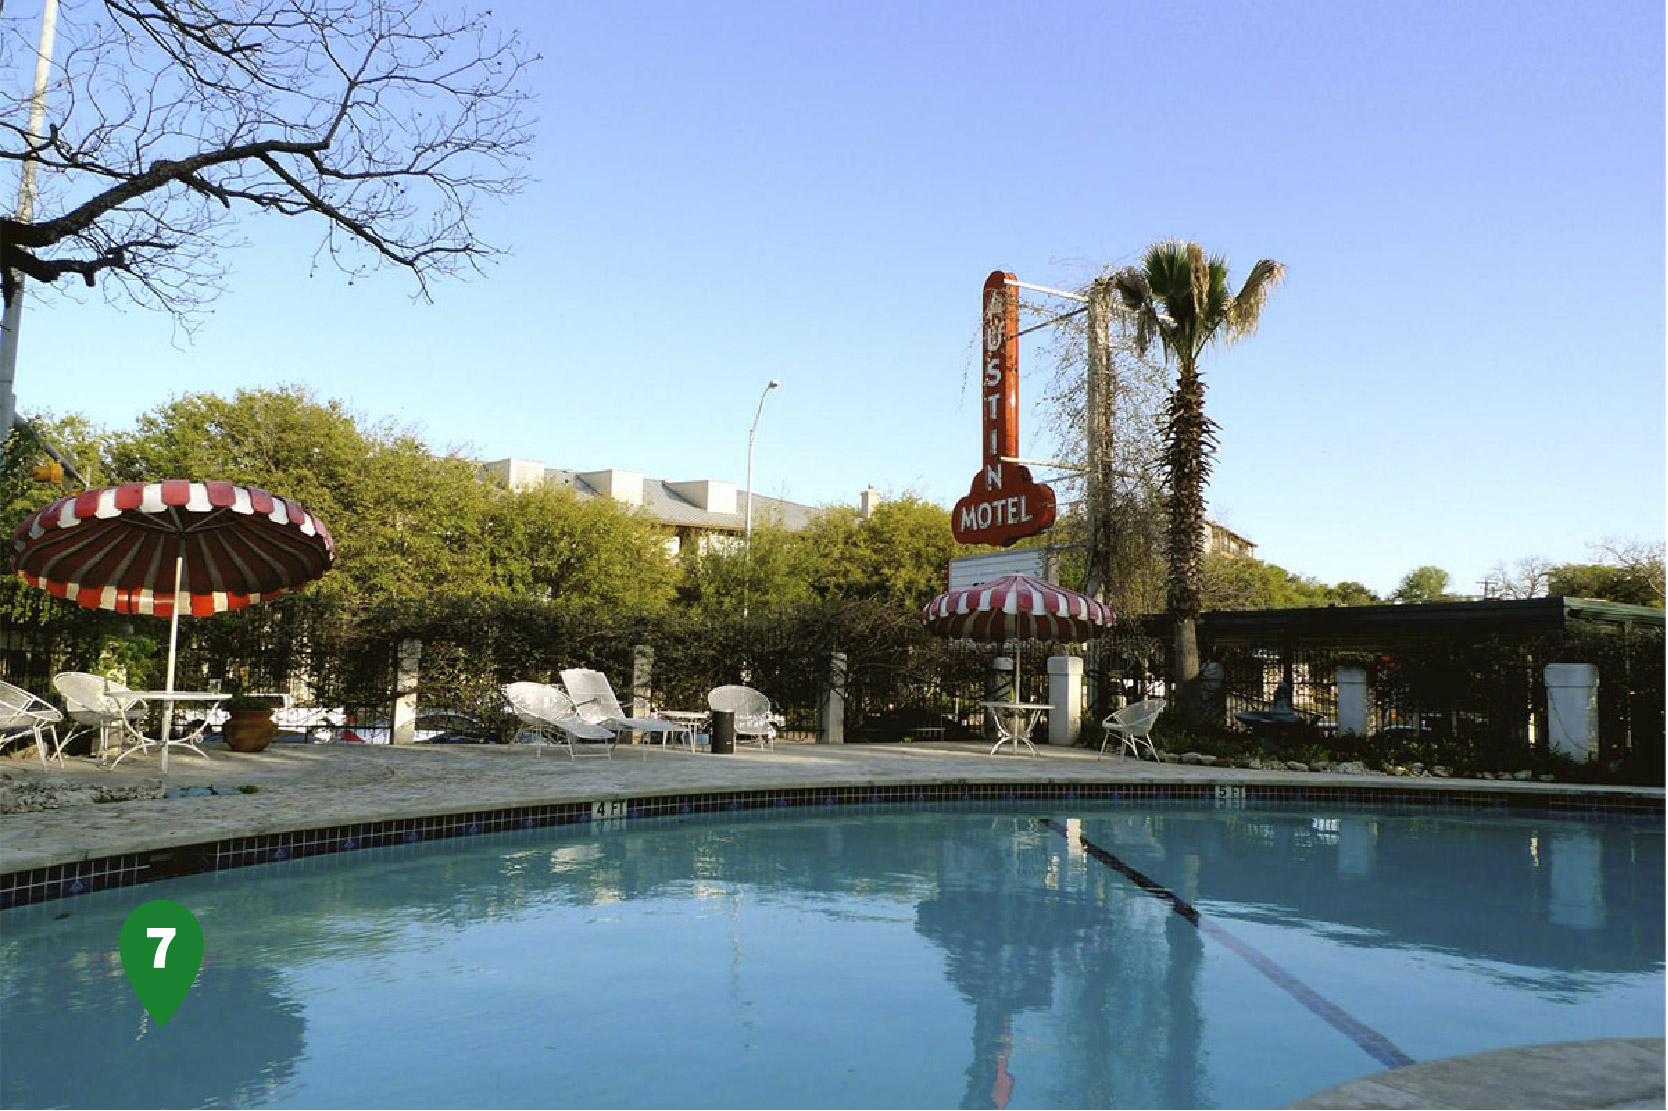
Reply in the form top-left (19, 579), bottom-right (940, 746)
top-left (119, 900), bottom-right (204, 1025)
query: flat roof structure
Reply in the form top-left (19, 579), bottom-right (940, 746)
top-left (1123, 597), bottom-right (1665, 648)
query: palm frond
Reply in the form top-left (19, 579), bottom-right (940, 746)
top-left (1187, 242), bottom-right (1211, 333)
top-left (1225, 259), bottom-right (1287, 341)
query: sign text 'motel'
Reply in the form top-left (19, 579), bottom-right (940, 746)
top-left (951, 271), bottom-right (1056, 547)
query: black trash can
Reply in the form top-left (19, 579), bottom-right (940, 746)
top-left (710, 709), bottom-right (735, 754)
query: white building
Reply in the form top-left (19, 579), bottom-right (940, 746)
top-left (481, 459), bottom-right (835, 556)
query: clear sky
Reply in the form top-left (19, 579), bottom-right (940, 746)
top-left (17, 0), bottom-right (1665, 600)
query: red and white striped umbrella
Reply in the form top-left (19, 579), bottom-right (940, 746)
top-left (11, 480), bottom-right (335, 614)
top-left (921, 573), bottom-right (1113, 645)
top-left (10, 480), bottom-right (335, 770)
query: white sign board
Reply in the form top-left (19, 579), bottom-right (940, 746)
top-left (947, 548), bottom-right (1059, 591)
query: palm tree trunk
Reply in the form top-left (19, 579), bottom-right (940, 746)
top-left (1173, 616), bottom-right (1200, 694)
top-left (1163, 360), bottom-right (1214, 722)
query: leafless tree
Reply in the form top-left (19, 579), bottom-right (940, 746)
top-left (1591, 536), bottom-right (1667, 605)
top-left (1, 0), bottom-right (535, 323)
top-left (1034, 278), bottom-right (1172, 617)
top-left (1483, 555), bottom-right (1555, 599)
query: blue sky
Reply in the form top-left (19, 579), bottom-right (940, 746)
top-left (18, 0), bottom-right (1665, 599)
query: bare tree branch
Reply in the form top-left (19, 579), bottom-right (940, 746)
top-left (0, 0), bottom-right (536, 322)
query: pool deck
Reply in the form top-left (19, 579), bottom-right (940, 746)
top-left (3, 737), bottom-right (1659, 875)
top-left (2, 739), bottom-right (1662, 1110)
top-left (1289, 1037), bottom-right (1666, 1110)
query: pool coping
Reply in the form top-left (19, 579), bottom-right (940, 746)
top-left (4, 743), bottom-right (1661, 910)
top-left (1287, 1037), bottom-right (1666, 1109)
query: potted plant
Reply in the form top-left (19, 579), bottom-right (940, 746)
top-left (221, 693), bottom-right (278, 753)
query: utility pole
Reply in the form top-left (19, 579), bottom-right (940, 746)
top-left (1083, 278), bottom-right (1115, 605)
top-left (1, 0), bottom-right (62, 445)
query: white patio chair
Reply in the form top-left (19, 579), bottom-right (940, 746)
top-left (503, 682), bottom-right (617, 759)
top-left (707, 685), bottom-right (780, 750)
top-left (53, 672), bottom-right (146, 761)
top-left (559, 668), bottom-right (690, 748)
top-left (1099, 698), bottom-right (1167, 760)
top-left (0, 679), bottom-right (65, 768)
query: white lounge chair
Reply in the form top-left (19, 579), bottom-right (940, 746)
top-left (707, 685), bottom-right (780, 750)
top-left (0, 679), bottom-right (64, 768)
top-left (1100, 698), bottom-right (1167, 760)
top-left (503, 682), bottom-right (617, 759)
top-left (559, 668), bottom-right (689, 748)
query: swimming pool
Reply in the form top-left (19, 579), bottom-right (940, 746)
top-left (2, 802), bottom-right (1661, 1109)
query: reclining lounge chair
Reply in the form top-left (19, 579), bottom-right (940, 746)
top-left (560, 668), bottom-right (689, 749)
top-left (503, 681), bottom-right (618, 759)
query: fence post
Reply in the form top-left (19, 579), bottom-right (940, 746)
top-left (1046, 655), bottom-right (1082, 746)
top-left (817, 651), bottom-right (847, 745)
top-left (631, 643), bottom-right (654, 745)
top-left (1545, 662), bottom-right (1599, 762)
top-left (1336, 665), bottom-right (1372, 737)
top-left (391, 638), bottom-right (422, 745)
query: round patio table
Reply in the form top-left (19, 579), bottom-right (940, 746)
top-left (979, 701), bottom-right (1051, 757)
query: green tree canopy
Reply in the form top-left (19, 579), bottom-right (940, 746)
top-left (1202, 554), bottom-right (1332, 610)
top-left (1393, 565), bottom-right (1453, 603)
top-left (1327, 581), bottom-right (1382, 606)
top-left (107, 386), bottom-right (497, 605)
top-left (1547, 563), bottom-right (1663, 608)
top-left (794, 496), bottom-right (959, 610)
top-left (481, 484), bottom-right (677, 614)
top-left (89, 385), bottom-right (680, 614)
top-left (679, 495), bottom-right (959, 617)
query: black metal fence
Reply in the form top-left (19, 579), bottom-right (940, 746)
top-left (5, 595), bottom-right (1661, 783)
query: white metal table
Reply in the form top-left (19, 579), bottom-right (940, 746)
top-left (106, 690), bottom-right (230, 772)
top-left (657, 710), bottom-right (709, 753)
top-left (980, 700), bottom-right (1052, 756)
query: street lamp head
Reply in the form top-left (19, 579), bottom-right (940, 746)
top-left (767, 379), bottom-right (780, 390)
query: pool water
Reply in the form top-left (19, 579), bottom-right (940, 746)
top-left (2, 804), bottom-right (1661, 1109)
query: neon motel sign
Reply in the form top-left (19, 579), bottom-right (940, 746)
top-left (950, 271), bottom-right (1057, 547)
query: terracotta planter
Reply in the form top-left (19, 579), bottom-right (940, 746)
top-left (222, 709), bottom-right (277, 752)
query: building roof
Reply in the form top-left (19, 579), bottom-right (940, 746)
top-left (487, 459), bottom-right (818, 533)
top-left (1127, 596), bottom-right (1664, 648)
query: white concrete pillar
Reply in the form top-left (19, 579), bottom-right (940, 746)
top-left (1047, 655), bottom-right (1083, 746)
top-left (391, 638), bottom-right (422, 745)
top-left (817, 651), bottom-right (847, 744)
top-left (985, 656), bottom-right (1013, 741)
top-left (631, 643), bottom-right (654, 744)
top-left (1545, 662), bottom-right (1600, 762)
top-left (1336, 665), bottom-right (1371, 738)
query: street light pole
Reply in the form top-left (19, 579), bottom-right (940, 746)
top-left (2, 0), bottom-right (62, 445)
top-left (743, 378), bottom-right (779, 619)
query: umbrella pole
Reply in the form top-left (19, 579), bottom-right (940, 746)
top-left (160, 553), bottom-right (183, 774)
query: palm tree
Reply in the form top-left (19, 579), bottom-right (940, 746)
top-left (1111, 241), bottom-right (1285, 719)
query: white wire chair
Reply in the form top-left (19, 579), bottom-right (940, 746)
top-left (1099, 698), bottom-right (1167, 760)
top-left (0, 679), bottom-right (65, 768)
top-left (707, 685), bottom-right (781, 750)
top-left (53, 672), bottom-right (145, 761)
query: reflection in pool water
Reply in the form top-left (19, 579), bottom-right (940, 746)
top-left (1, 806), bottom-right (1661, 1109)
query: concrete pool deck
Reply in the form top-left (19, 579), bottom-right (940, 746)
top-left (1, 737), bottom-right (1660, 874)
top-left (2, 739), bottom-right (1662, 1110)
